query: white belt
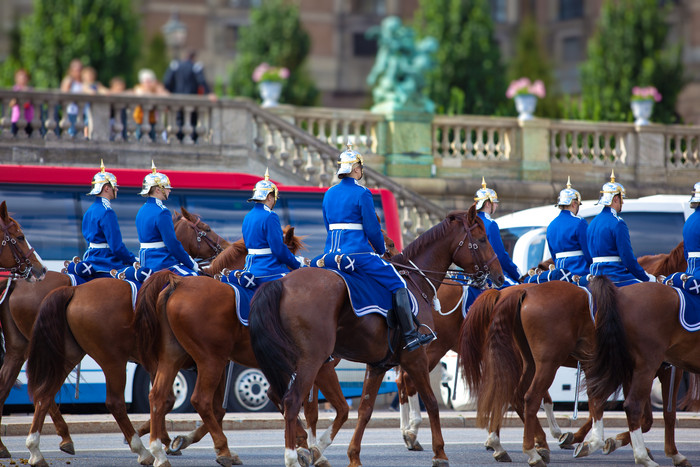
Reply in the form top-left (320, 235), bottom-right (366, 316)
top-left (248, 248), bottom-right (272, 255)
top-left (329, 223), bottom-right (363, 230)
top-left (140, 241), bottom-right (166, 249)
top-left (592, 256), bottom-right (622, 263)
top-left (89, 242), bottom-right (109, 249)
top-left (689, 252), bottom-right (700, 258)
top-left (555, 250), bottom-right (583, 259)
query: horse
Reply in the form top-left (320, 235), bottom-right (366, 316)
top-left (584, 273), bottom-right (700, 467)
top-left (458, 241), bottom-right (689, 466)
top-left (249, 206), bottom-right (504, 467)
top-left (22, 209), bottom-right (230, 467)
top-left (137, 228), bottom-right (398, 467)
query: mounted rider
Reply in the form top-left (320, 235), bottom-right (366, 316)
top-left (68, 160), bottom-right (137, 284)
top-left (683, 182), bottom-right (700, 276)
top-left (238, 169), bottom-right (307, 287)
top-left (545, 177), bottom-right (591, 277)
top-left (587, 170), bottom-right (654, 286)
top-left (474, 178), bottom-right (521, 285)
top-left (135, 161), bottom-right (200, 276)
top-left (322, 143), bottom-right (434, 352)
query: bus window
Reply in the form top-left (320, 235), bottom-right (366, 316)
top-left (623, 212), bottom-right (684, 256)
top-left (281, 194), bottom-right (328, 256)
top-left (0, 187), bottom-right (82, 260)
top-left (79, 187), bottom-right (143, 253)
top-left (180, 191), bottom-right (250, 243)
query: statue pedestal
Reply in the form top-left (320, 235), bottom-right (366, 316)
top-left (374, 108), bottom-right (434, 178)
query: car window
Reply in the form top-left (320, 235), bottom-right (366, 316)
top-left (501, 226), bottom-right (539, 256)
top-left (583, 212), bottom-right (684, 256)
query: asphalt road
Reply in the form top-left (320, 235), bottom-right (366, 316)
top-left (2, 425), bottom-right (700, 466)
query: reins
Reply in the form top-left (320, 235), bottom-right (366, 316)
top-left (0, 216), bottom-right (35, 280)
top-left (184, 216), bottom-right (225, 264)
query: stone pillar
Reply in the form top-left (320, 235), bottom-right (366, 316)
top-left (374, 109), bottom-right (434, 178)
top-left (634, 125), bottom-right (666, 186)
top-left (518, 118), bottom-right (552, 182)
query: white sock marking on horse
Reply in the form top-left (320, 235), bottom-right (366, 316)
top-left (630, 428), bottom-right (658, 467)
top-left (523, 446), bottom-right (542, 465)
top-left (316, 427), bottom-right (333, 452)
top-left (542, 402), bottom-right (562, 438)
top-left (399, 400), bottom-right (409, 434)
top-left (129, 433), bottom-right (154, 465)
top-left (150, 439), bottom-right (169, 467)
top-left (408, 393), bottom-right (422, 433)
top-left (584, 418), bottom-right (605, 454)
top-left (26, 432), bottom-right (44, 466)
top-left (306, 427), bottom-right (317, 449)
top-left (671, 452), bottom-right (688, 465)
top-left (285, 448), bottom-right (302, 467)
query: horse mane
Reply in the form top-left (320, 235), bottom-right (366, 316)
top-left (653, 241), bottom-right (685, 276)
top-left (282, 225), bottom-right (307, 253)
top-left (208, 238), bottom-right (248, 273)
top-left (393, 209), bottom-right (472, 264)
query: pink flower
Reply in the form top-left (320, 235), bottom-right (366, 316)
top-left (506, 77), bottom-right (546, 99)
top-left (252, 63), bottom-right (290, 83)
top-left (279, 67), bottom-right (290, 79)
top-left (530, 80), bottom-right (546, 98)
top-left (632, 86), bottom-right (662, 102)
top-left (252, 63), bottom-right (270, 83)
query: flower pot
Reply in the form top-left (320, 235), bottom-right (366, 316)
top-left (631, 99), bottom-right (654, 126)
top-left (514, 94), bottom-right (538, 120)
top-left (259, 81), bottom-right (282, 108)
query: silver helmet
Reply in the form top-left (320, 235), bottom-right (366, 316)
top-left (139, 160), bottom-right (172, 197)
top-left (248, 168), bottom-right (278, 202)
top-left (88, 159), bottom-right (117, 196)
top-left (690, 182), bottom-right (700, 205)
top-left (556, 176), bottom-right (582, 207)
top-left (597, 170), bottom-right (626, 206)
top-left (336, 142), bottom-right (364, 177)
top-left (474, 177), bottom-right (498, 210)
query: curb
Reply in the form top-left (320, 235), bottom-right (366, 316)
top-left (5, 411), bottom-right (700, 436)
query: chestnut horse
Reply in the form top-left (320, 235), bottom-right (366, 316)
top-left (249, 206), bottom-right (504, 467)
top-left (459, 242), bottom-right (689, 466)
top-left (23, 210), bottom-right (231, 467)
top-left (585, 274), bottom-right (699, 467)
top-left (137, 229), bottom-right (398, 467)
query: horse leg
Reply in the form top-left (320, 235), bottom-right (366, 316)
top-left (657, 368), bottom-right (689, 467)
top-left (347, 366), bottom-right (386, 467)
top-left (283, 364), bottom-right (320, 467)
top-left (149, 362), bottom-right (184, 467)
top-left (485, 422), bottom-right (511, 463)
top-left (0, 347), bottom-right (31, 457)
top-left (560, 414), bottom-right (592, 449)
top-left (47, 401), bottom-right (75, 454)
top-left (311, 360), bottom-right (350, 467)
top-left (541, 392), bottom-right (562, 440)
top-left (189, 362), bottom-right (242, 466)
top-left (522, 365), bottom-right (556, 467)
top-left (404, 393), bottom-right (423, 451)
top-left (302, 385), bottom-right (318, 452)
top-left (624, 367), bottom-right (659, 467)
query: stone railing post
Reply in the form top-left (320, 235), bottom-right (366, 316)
top-left (519, 118), bottom-right (552, 182)
top-left (633, 125), bottom-right (666, 185)
top-left (89, 101), bottom-right (112, 142)
top-left (374, 110), bottom-right (434, 177)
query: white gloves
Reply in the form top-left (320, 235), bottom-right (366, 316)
top-left (296, 255), bottom-right (310, 267)
top-left (191, 260), bottom-right (201, 273)
top-left (646, 272), bottom-right (657, 283)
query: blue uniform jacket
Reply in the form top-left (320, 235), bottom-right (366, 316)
top-left (587, 207), bottom-right (648, 283)
top-left (136, 198), bottom-right (197, 271)
top-left (478, 212), bottom-right (520, 284)
top-left (546, 210), bottom-right (592, 276)
top-left (322, 178), bottom-right (385, 255)
top-left (683, 207), bottom-right (700, 275)
top-left (242, 203), bottom-right (301, 277)
top-left (81, 197), bottom-right (136, 272)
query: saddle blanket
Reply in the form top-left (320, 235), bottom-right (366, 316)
top-left (327, 269), bottom-right (418, 318)
top-left (523, 267), bottom-right (578, 284)
top-left (663, 272), bottom-right (700, 332)
top-left (224, 282), bottom-right (256, 326)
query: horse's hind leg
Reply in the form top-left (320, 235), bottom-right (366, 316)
top-left (658, 367), bottom-right (689, 466)
top-left (149, 361), bottom-right (184, 467)
top-left (311, 360), bottom-right (350, 467)
top-left (0, 344), bottom-right (32, 457)
top-left (48, 401), bottom-right (74, 454)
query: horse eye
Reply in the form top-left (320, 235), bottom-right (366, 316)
top-left (479, 237), bottom-right (486, 243)
top-left (17, 236), bottom-right (25, 242)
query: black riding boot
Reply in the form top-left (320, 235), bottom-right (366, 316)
top-left (393, 288), bottom-right (435, 352)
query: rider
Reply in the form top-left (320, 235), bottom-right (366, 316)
top-left (135, 161), bottom-right (200, 276)
top-left (474, 178), bottom-right (521, 285)
top-left (683, 181), bottom-right (700, 276)
top-left (77, 160), bottom-right (136, 280)
top-left (239, 169), bottom-right (306, 285)
top-left (322, 143), bottom-right (434, 352)
top-left (587, 170), bottom-right (654, 286)
top-left (545, 177), bottom-right (591, 277)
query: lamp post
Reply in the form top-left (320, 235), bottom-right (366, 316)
top-left (162, 12), bottom-right (187, 61)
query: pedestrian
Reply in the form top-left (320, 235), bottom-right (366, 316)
top-left (59, 58), bottom-right (84, 137)
top-left (108, 76), bottom-right (128, 141)
top-left (133, 68), bottom-right (169, 142)
top-left (10, 68), bottom-right (34, 137)
top-left (81, 66), bottom-right (107, 139)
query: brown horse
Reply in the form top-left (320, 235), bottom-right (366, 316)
top-left (22, 211), bottom-right (231, 467)
top-left (137, 229), bottom-right (398, 467)
top-left (585, 273), bottom-right (699, 467)
top-left (249, 206), bottom-right (504, 467)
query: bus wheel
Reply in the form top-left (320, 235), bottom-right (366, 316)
top-left (131, 365), bottom-right (196, 413)
top-left (227, 365), bottom-right (276, 412)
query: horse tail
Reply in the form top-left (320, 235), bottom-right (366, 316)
top-left (249, 280), bottom-right (298, 401)
top-left (133, 270), bottom-right (176, 370)
top-left (26, 286), bottom-right (75, 402)
top-left (458, 289), bottom-right (501, 394)
top-left (476, 288), bottom-right (526, 430)
top-left (584, 276), bottom-right (633, 404)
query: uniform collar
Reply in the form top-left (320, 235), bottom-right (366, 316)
top-left (479, 211), bottom-right (492, 220)
top-left (98, 197), bottom-right (112, 209)
top-left (254, 203), bottom-right (272, 212)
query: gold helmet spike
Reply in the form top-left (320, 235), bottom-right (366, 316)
top-left (566, 176), bottom-right (572, 189)
top-left (610, 170), bottom-right (616, 183)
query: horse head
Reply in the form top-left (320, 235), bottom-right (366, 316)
top-left (0, 201), bottom-right (46, 282)
top-left (174, 207), bottom-right (229, 264)
top-left (282, 225), bottom-right (307, 254)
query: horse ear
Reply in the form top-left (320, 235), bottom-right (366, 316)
top-left (172, 211), bottom-right (182, 222)
top-left (0, 201), bottom-right (7, 222)
top-left (180, 206), bottom-right (193, 220)
top-left (467, 204), bottom-right (477, 224)
top-left (284, 225), bottom-right (295, 243)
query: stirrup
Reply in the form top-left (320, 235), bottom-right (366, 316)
top-left (403, 332), bottom-right (436, 352)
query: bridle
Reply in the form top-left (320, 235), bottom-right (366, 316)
top-left (450, 212), bottom-right (499, 286)
top-left (181, 216), bottom-right (225, 264)
top-left (0, 216), bottom-right (36, 280)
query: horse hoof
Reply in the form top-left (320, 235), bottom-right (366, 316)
top-left (675, 458), bottom-right (692, 467)
top-left (602, 437), bottom-right (618, 455)
top-left (647, 448), bottom-right (655, 461)
top-left (59, 441), bottom-right (75, 455)
top-left (536, 448), bottom-right (550, 464)
top-left (574, 442), bottom-right (590, 458)
top-left (216, 454), bottom-right (243, 466)
top-left (139, 453), bottom-right (156, 465)
top-left (403, 432), bottom-right (423, 451)
top-left (31, 460), bottom-right (49, 467)
top-left (170, 435), bottom-right (191, 453)
top-left (166, 447), bottom-right (183, 456)
top-left (310, 446), bottom-right (322, 463)
top-left (494, 451), bottom-right (512, 462)
top-left (528, 461), bottom-right (546, 467)
top-left (558, 432), bottom-right (575, 449)
top-left (0, 446), bottom-right (9, 458)
top-left (297, 447), bottom-right (312, 467)
top-left (431, 458), bottom-right (449, 467)
top-left (314, 456), bottom-right (332, 467)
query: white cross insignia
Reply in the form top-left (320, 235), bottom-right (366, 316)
top-left (344, 257), bottom-right (356, 272)
top-left (140, 269), bottom-right (152, 281)
top-left (560, 270), bottom-right (572, 282)
top-left (79, 263), bottom-right (93, 276)
top-left (689, 279), bottom-right (700, 294)
top-left (243, 276), bottom-right (256, 288)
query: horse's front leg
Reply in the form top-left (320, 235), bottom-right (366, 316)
top-left (347, 366), bottom-right (386, 467)
top-left (658, 367), bottom-right (689, 467)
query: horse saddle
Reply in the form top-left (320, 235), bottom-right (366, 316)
top-left (219, 269), bottom-right (257, 289)
top-left (311, 253), bottom-right (356, 273)
top-left (112, 265), bottom-right (154, 283)
top-left (63, 257), bottom-right (95, 279)
top-left (665, 272), bottom-right (700, 294)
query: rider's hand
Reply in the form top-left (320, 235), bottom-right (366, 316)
top-left (646, 272), bottom-right (657, 283)
top-left (296, 255), bottom-right (309, 267)
top-left (192, 261), bottom-right (201, 273)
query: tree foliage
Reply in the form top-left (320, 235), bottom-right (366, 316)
top-left (507, 15), bottom-right (560, 118)
top-left (413, 0), bottom-right (508, 115)
top-left (8, 0), bottom-right (141, 88)
top-left (228, 0), bottom-right (319, 106)
top-left (136, 33), bottom-right (170, 84)
top-left (579, 0), bottom-right (685, 123)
